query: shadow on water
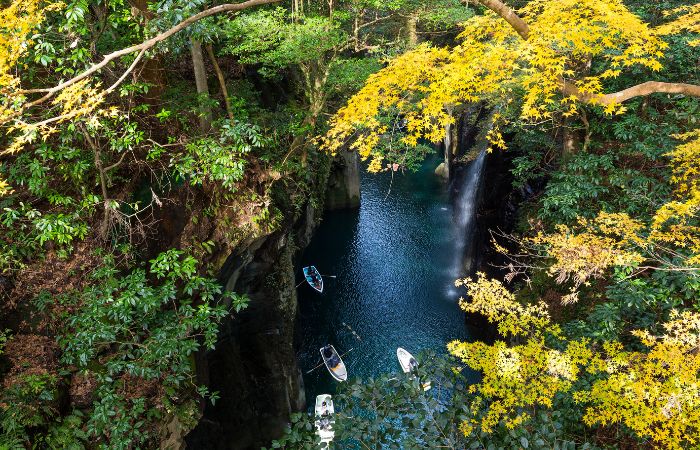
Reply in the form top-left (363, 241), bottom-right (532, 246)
top-left (296, 155), bottom-right (477, 403)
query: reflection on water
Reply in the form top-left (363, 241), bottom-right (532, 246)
top-left (297, 157), bottom-right (472, 403)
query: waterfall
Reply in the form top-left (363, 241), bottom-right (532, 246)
top-left (448, 149), bottom-right (487, 294)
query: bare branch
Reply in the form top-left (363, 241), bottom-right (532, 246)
top-left (17, 0), bottom-right (282, 107)
top-left (475, 0), bottom-right (700, 105)
top-left (477, 0), bottom-right (529, 39)
top-left (103, 152), bottom-right (128, 172)
top-left (106, 48), bottom-right (147, 94)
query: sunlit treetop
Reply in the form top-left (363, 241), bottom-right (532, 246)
top-left (657, 3), bottom-right (700, 46)
top-left (513, 129), bottom-right (700, 293)
top-left (323, 0), bottom-right (700, 171)
top-left (449, 275), bottom-right (700, 449)
top-left (0, 0), bottom-right (64, 124)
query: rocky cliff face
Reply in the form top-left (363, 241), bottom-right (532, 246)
top-left (186, 227), bottom-right (309, 450)
top-left (185, 152), bottom-right (359, 449)
top-left (448, 106), bottom-right (518, 343)
top-left (324, 149), bottom-right (361, 210)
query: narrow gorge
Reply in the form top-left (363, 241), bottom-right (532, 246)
top-left (3, 1), bottom-right (698, 449)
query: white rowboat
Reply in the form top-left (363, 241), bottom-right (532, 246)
top-left (314, 394), bottom-right (335, 445)
top-left (396, 347), bottom-right (431, 391)
top-left (396, 347), bottom-right (418, 374)
top-left (303, 266), bottom-right (324, 293)
top-left (320, 345), bottom-right (347, 382)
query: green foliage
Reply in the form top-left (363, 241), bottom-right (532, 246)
top-left (0, 372), bottom-right (65, 449)
top-left (223, 9), bottom-right (347, 78)
top-left (414, 0), bottom-right (473, 33)
top-left (326, 57), bottom-right (382, 101)
top-left (0, 139), bottom-right (98, 272)
top-left (37, 250), bottom-right (238, 448)
top-left (166, 119), bottom-right (269, 192)
top-left (267, 352), bottom-right (470, 449)
top-left (539, 152), bottom-right (616, 223)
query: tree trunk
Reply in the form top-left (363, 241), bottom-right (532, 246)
top-left (190, 37), bottom-right (212, 132)
top-left (406, 14), bottom-right (418, 47)
top-left (82, 128), bottom-right (112, 239)
top-left (560, 118), bottom-right (580, 161)
top-left (127, 0), bottom-right (164, 105)
top-left (353, 15), bottom-right (359, 51)
top-left (206, 43), bottom-right (234, 121)
top-left (406, 15), bottom-right (418, 47)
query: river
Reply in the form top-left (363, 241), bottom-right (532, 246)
top-left (296, 156), bottom-right (473, 403)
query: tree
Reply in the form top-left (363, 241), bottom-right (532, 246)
top-left (447, 273), bottom-right (700, 450)
top-left (0, 250), bottom-right (247, 448)
top-left (324, 0), bottom-right (700, 170)
top-left (0, 0), bottom-right (282, 182)
top-left (190, 37), bottom-right (213, 132)
top-left (224, 8), bottom-right (349, 129)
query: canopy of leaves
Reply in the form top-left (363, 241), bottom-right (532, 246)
top-left (323, 0), bottom-right (692, 171)
top-left (223, 8), bottom-right (348, 78)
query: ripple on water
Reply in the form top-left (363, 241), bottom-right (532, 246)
top-left (297, 157), bottom-right (472, 403)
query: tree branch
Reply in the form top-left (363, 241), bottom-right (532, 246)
top-left (17, 0), bottom-right (282, 106)
top-left (103, 151), bottom-right (128, 172)
top-left (477, 0), bottom-right (529, 40)
top-left (475, 0), bottom-right (700, 104)
top-left (581, 81), bottom-right (700, 105)
top-left (106, 48), bottom-right (146, 93)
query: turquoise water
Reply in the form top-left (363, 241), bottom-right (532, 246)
top-left (296, 157), bottom-right (472, 402)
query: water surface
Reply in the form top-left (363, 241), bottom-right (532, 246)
top-left (296, 157), bottom-right (471, 402)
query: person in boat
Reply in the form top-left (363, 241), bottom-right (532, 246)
top-left (322, 345), bottom-right (333, 359)
top-left (409, 357), bottom-right (418, 373)
top-left (308, 271), bottom-right (321, 288)
top-left (323, 346), bottom-right (341, 367)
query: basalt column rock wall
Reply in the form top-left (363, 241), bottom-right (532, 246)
top-left (448, 105), bottom-right (519, 343)
top-left (186, 155), bottom-right (359, 449)
top-left (185, 201), bottom-right (318, 450)
top-left (325, 149), bottom-right (361, 210)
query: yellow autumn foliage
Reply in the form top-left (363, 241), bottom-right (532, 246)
top-left (454, 272), bottom-right (556, 337)
top-left (579, 310), bottom-right (700, 449)
top-left (450, 275), bottom-right (700, 449)
top-left (0, 0), bottom-right (63, 121)
top-left (0, 0), bottom-right (64, 194)
top-left (527, 219), bottom-right (645, 288)
top-left (527, 130), bottom-right (700, 285)
top-left (656, 4), bottom-right (700, 46)
top-left (324, 0), bottom-right (672, 168)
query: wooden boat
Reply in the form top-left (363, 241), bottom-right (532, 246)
top-left (320, 345), bottom-right (347, 382)
top-left (397, 347), bottom-right (419, 374)
top-left (303, 266), bottom-right (324, 293)
top-left (314, 394), bottom-right (335, 444)
top-left (396, 347), bottom-right (431, 391)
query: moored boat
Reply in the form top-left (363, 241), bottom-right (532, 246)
top-left (303, 265), bottom-right (324, 293)
top-left (320, 344), bottom-right (347, 382)
top-left (314, 394), bottom-right (335, 445)
top-left (397, 347), bottom-right (418, 374)
top-left (396, 347), bottom-right (431, 391)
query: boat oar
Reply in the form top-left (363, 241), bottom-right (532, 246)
top-left (295, 279), bottom-right (306, 288)
top-left (305, 347), bottom-right (355, 374)
top-left (306, 359), bottom-right (324, 374)
top-left (320, 274), bottom-right (337, 278)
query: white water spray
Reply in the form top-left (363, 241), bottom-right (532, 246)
top-left (447, 149), bottom-right (487, 295)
